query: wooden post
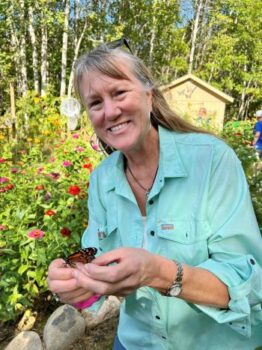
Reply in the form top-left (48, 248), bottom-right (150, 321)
top-left (10, 82), bottom-right (16, 140)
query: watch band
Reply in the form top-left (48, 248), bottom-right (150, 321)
top-left (161, 260), bottom-right (183, 297)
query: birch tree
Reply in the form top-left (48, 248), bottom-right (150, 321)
top-left (188, 0), bottom-right (203, 74)
top-left (28, 4), bottom-right (40, 93)
top-left (60, 0), bottom-right (70, 97)
top-left (41, 9), bottom-right (48, 96)
top-left (18, 0), bottom-right (27, 96)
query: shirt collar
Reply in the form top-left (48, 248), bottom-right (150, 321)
top-left (158, 125), bottom-right (188, 178)
top-left (104, 125), bottom-right (188, 192)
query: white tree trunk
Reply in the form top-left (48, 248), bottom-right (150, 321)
top-left (67, 20), bottom-right (87, 97)
top-left (188, 0), bottom-right (203, 74)
top-left (41, 11), bottom-right (48, 96)
top-left (19, 0), bottom-right (27, 96)
top-left (28, 5), bottom-right (40, 93)
top-left (60, 0), bottom-right (70, 97)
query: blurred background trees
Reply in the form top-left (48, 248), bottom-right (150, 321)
top-left (0, 0), bottom-right (261, 121)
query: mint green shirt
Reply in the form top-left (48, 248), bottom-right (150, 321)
top-left (82, 126), bottom-right (262, 350)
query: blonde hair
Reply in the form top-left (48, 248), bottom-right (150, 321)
top-left (74, 44), bottom-right (211, 153)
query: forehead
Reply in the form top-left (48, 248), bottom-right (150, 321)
top-left (80, 59), bottom-right (141, 96)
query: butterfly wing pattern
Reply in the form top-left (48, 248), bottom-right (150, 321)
top-left (64, 247), bottom-right (97, 267)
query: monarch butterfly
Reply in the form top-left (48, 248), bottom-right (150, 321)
top-left (64, 247), bottom-right (97, 267)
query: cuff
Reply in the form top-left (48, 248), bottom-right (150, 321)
top-left (195, 255), bottom-right (262, 337)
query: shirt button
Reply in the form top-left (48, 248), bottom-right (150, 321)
top-left (150, 230), bottom-right (155, 236)
top-left (250, 258), bottom-right (255, 265)
top-left (155, 315), bottom-right (160, 320)
top-left (149, 199), bottom-right (154, 205)
top-left (161, 336), bottom-right (167, 340)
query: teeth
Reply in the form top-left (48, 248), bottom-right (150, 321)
top-left (110, 122), bottom-right (128, 132)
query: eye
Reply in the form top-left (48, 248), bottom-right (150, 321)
top-left (89, 100), bottom-right (101, 109)
top-left (115, 90), bottom-right (126, 96)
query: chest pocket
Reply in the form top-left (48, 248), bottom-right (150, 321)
top-left (97, 220), bottom-right (122, 253)
top-left (156, 220), bottom-right (210, 265)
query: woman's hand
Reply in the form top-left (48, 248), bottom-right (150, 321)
top-left (72, 248), bottom-right (162, 297)
top-left (47, 258), bottom-right (93, 304)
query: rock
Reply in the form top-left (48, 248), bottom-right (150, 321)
top-left (5, 331), bottom-right (43, 350)
top-left (17, 309), bottom-right (38, 331)
top-left (82, 296), bottom-right (121, 328)
top-left (43, 304), bottom-right (86, 350)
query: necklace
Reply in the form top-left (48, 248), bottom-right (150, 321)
top-left (126, 162), bottom-right (159, 197)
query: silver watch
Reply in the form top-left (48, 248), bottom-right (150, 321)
top-left (161, 260), bottom-right (183, 297)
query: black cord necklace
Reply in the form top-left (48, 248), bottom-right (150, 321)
top-left (126, 162), bottom-right (159, 197)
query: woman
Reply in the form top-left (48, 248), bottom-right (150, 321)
top-left (47, 41), bottom-right (262, 350)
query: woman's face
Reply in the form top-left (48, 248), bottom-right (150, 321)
top-left (80, 60), bottom-right (153, 155)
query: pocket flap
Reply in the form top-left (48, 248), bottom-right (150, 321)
top-left (157, 219), bottom-right (210, 244)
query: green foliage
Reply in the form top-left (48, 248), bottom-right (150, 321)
top-left (248, 170), bottom-right (262, 232)
top-left (0, 129), bottom-right (101, 321)
top-left (222, 119), bottom-right (257, 173)
top-left (221, 119), bottom-right (262, 229)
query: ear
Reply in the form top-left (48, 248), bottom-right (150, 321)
top-left (146, 89), bottom-right (153, 111)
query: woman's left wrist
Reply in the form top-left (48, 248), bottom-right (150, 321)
top-left (147, 255), bottom-right (178, 293)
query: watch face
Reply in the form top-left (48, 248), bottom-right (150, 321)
top-left (169, 285), bottom-right (181, 297)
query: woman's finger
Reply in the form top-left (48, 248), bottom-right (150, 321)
top-left (47, 258), bottom-right (74, 280)
top-left (59, 289), bottom-right (93, 304)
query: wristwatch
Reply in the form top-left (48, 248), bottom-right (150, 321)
top-left (161, 260), bottom-right (183, 297)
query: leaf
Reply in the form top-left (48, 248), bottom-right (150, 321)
top-left (18, 265), bottom-right (29, 275)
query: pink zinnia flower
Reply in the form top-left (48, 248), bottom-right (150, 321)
top-left (91, 143), bottom-right (99, 151)
top-left (0, 224), bottom-right (7, 231)
top-left (11, 168), bottom-right (18, 173)
top-left (75, 146), bottom-right (84, 152)
top-left (72, 134), bottom-right (79, 139)
top-left (0, 158), bottom-right (6, 163)
top-left (0, 177), bottom-right (9, 183)
top-left (62, 160), bottom-right (73, 167)
top-left (37, 167), bottom-right (45, 174)
top-left (28, 229), bottom-right (45, 239)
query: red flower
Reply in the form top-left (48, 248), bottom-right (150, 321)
top-left (83, 163), bottom-right (93, 171)
top-left (0, 158), bottom-right (6, 163)
top-left (0, 187), bottom-right (7, 193)
top-left (35, 184), bottom-right (45, 191)
top-left (68, 185), bottom-right (81, 196)
top-left (45, 209), bottom-right (56, 216)
top-left (6, 184), bottom-right (14, 190)
top-left (60, 227), bottom-right (71, 237)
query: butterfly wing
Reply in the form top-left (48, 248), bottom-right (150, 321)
top-left (64, 247), bottom-right (97, 267)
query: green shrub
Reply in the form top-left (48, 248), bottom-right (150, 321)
top-left (0, 132), bottom-right (102, 321)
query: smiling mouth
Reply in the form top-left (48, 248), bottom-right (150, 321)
top-left (108, 121), bottom-right (130, 133)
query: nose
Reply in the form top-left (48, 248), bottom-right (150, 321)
top-left (103, 98), bottom-right (121, 120)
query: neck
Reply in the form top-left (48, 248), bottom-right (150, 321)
top-left (124, 126), bottom-right (159, 169)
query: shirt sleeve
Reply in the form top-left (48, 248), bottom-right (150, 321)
top-left (81, 170), bottom-right (107, 249)
top-left (80, 171), bottom-right (107, 313)
top-left (254, 122), bottom-right (262, 133)
top-left (196, 143), bottom-right (262, 337)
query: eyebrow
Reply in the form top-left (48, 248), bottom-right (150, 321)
top-left (84, 80), bottom-right (131, 104)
